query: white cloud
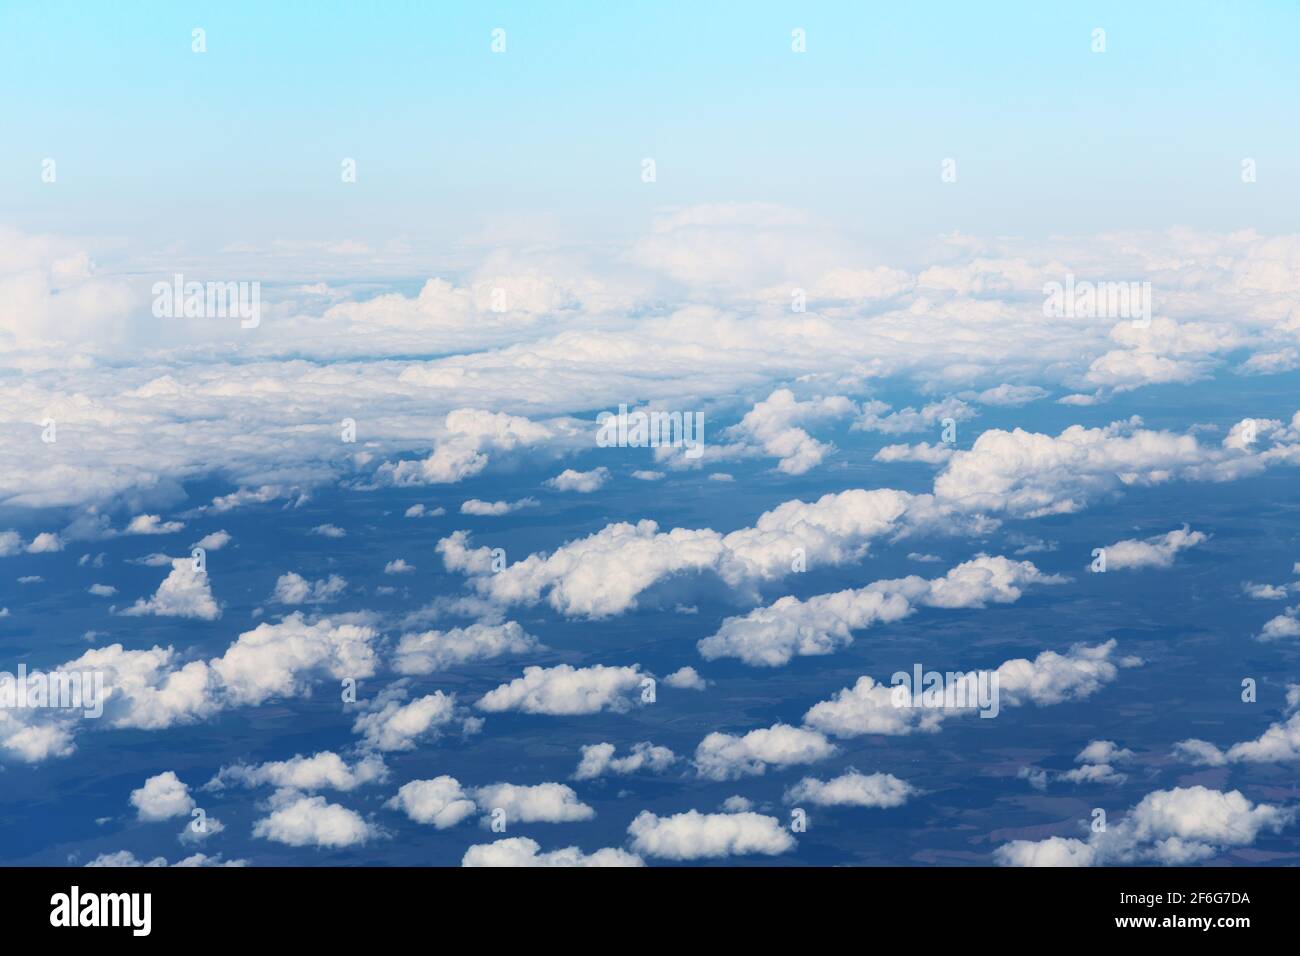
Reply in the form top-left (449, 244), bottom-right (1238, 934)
top-left (469, 782), bottom-right (594, 824)
top-left (392, 621), bottom-right (540, 674)
top-left (352, 689), bottom-right (476, 752)
top-left (545, 467), bottom-right (610, 492)
top-left (476, 663), bottom-right (647, 715)
top-left (120, 558), bottom-right (220, 620)
top-left (384, 558), bottom-right (414, 575)
top-left (723, 388), bottom-right (855, 474)
top-left (124, 514), bottom-right (184, 535)
top-left (311, 523), bottom-right (346, 538)
top-left (252, 791), bottom-right (378, 848)
top-left (441, 487), bottom-right (912, 618)
top-left (1175, 686), bottom-right (1300, 765)
top-left (804, 641), bottom-right (1130, 738)
top-left (462, 837), bottom-right (643, 867)
top-left (995, 786), bottom-right (1293, 866)
top-left (88, 583), bottom-right (116, 597)
top-left (1257, 607), bottom-right (1300, 641)
top-left (663, 666), bottom-right (708, 690)
top-left (271, 571), bottom-right (346, 605)
top-left (694, 723), bottom-right (836, 780)
top-left (207, 751), bottom-right (387, 792)
top-left (460, 497), bottom-right (538, 516)
top-left (573, 741), bottom-right (677, 780)
top-left (191, 530), bottom-right (231, 550)
top-left (627, 810), bottom-right (795, 859)
top-left (1094, 525), bottom-right (1206, 570)
top-left (129, 771), bottom-right (195, 821)
top-left (26, 532), bottom-right (63, 553)
top-left (699, 555), bottom-right (1062, 667)
top-left (783, 770), bottom-right (916, 808)
top-left (386, 776), bottom-right (477, 829)
top-left (380, 408), bottom-right (553, 486)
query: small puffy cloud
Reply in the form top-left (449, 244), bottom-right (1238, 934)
top-left (271, 572), bottom-right (346, 605)
top-left (121, 558), bottom-right (220, 620)
top-left (380, 408), bottom-right (552, 485)
top-left (627, 810), bottom-right (794, 859)
top-left (663, 666), bottom-right (708, 690)
top-left (207, 751), bottom-right (387, 792)
top-left (88, 583), bottom-right (116, 597)
top-left (352, 689), bottom-right (475, 752)
top-left (124, 514), bottom-right (185, 536)
top-left (1094, 526), bottom-right (1206, 571)
top-left (1243, 582), bottom-right (1289, 599)
top-left (573, 741), bottom-right (677, 780)
top-left (191, 530), bottom-right (231, 551)
top-left (469, 782), bottom-right (594, 824)
top-left (973, 384), bottom-right (1049, 406)
top-left (724, 389), bottom-right (855, 474)
top-left (386, 776), bottom-right (477, 829)
top-left (442, 487), bottom-right (912, 618)
top-left (462, 837), bottom-right (643, 867)
top-left (311, 524), bottom-right (346, 538)
top-left (855, 397), bottom-right (972, 436)
top-left (252, 792), bottom-right (378, 848)
top-left (392, 621), bottom-right (540, 674)
top-left (699, 555), bottom-right (1061, 667)
top-left (804, 641), bottom-right (1129, 738)
top-left (545, 467), bottom-right (610, 493)
top-left (694, 723), bottom-right (836, 780)
top-left (26, 532), bottom-right (64, 553)
top-left (384, 558), bottom-right (415, 575)
top-left (631, 470), bottom-right (664, 481)
top-left (995, 786), bottom-right (1293, 866)
top-left (87, 851), bottom-right (246, 868)
top-left (1257, 607), bottom-right (1300, 642)
top-left (1175, 686), bottom-right (1300, 766)
top-left (874, 441), bottom-right (953, 464)
top-left (404, 504), bottom-right (445, 518)
top-left (460, 497), bottom-right (538, 516)
top-left (476, 663), bottom-right (647, 716)
top-left (129, 771), bottom-right (196, 822)
top-left (783, 770), bottom-right (916, 808)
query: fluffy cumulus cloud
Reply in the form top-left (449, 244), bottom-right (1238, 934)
top-left (251, 791), bottom-right (378, 848)
top-left (694, 723), bottom-right (836, 780)
top-left (0, 613), bottom-right (379, 763)
top-left (723, 388), bottom-right (855, 474)
top-left (699, 555), bottom-right (1062, 667)
top-left (271, 571), bottom-right (346, 605)
top-left (627, 809), bottom-right (795, 859)
top-left (545, 467), bottom-right (609, 492)
top-left (206, 751), bottom-right (388, 793)
top-left (783, 770), bottom-right (917, 808)
top-left (995, 786), bottom-right (1293, 866)
top-left (380, 408), bottom-right (554, 485)
top-left (386, 776), bottom-right (477, 829)
top-left (468, 782), bottom-right (594, 824)
top-left (1174, 685), bottom-right (1300, 766)
top-left (475, 664), bottom-right (647, 715)
top-left (120, 559), bottom-right (220, 620)
top-left (1095, 525), bottom-right (1207, 571)
top-left (129, 771), bottom-right (196, 821)
top-left (462, 837), bottom-right (643, 867)
top-left (804, 641), bottom-right (1131, 738)
top-left (352, 688), bottom-right (478, 752)
top-left (440, 487), bottom-right (912, 618)
top-left (573, 741), bottom-right (677, 780)
top-left (391, 621), bottom-right (540, 674)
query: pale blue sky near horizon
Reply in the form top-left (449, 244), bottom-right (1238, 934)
top-left (2, 0), bottom-right (1297, 257)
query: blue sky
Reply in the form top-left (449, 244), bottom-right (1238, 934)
top-left (4, 1), bottom-right (1298, 253)
top-left (1, 1), bottom-right (1299, 868)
